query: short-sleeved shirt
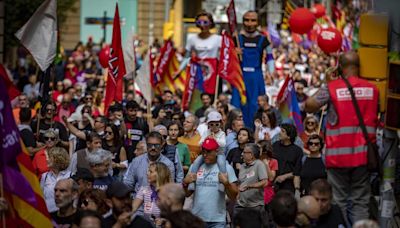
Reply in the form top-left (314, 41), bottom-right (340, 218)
top-left (189, 162), bottom-right (237, 222)
top-left (237, 160), bottom-right (268, 207)
top-left (136, 186), bottom-right (161, 220)
top-left (185, 34), bottom-right (222, 59)
top-left (124, 117), bottom-right (149, 162)
top-left (176, 143), bottom-right (191, 167)
top-left (31, 119), bottom-right (69, 143)
top-left (178, 133), bottom-right (202, 163)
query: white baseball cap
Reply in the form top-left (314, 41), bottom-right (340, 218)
top-left (207, 111), bottom-right (222, 123)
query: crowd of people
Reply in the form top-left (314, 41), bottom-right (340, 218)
top-left (0, 3), bottom-right (383, 228)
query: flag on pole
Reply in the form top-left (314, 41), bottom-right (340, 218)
top-left (226, 0), bottom-right (237, 35)
top-left (0, 77), bottom-right (53, 228)
top-left (123, 29), bottom-right (136, 80)
top-left (182, 59), bottom-right (204, 112)
top-left (136, 51), bottom-right (152, 103)
top-left (218, 32), bottom-right (246, 105)
top-left (276, 76), bottom-right (304, 133)
top-left (153, 39), bottom-right (188, 94)
top-left (0, 64), bottom-right (20, 100)
top-left (15, 0), bottom-right (57, 72)
top-left (104, 3), bottom-right (126, 114)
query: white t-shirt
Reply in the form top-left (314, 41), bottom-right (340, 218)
top-left (258, 126), bottom-right (281, 141)
top-left (185, 34), bottom-right (222, 59)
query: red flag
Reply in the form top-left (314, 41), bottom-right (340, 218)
top-left (226, 0), bottom-right (237, 35)
top-left (153, 39), bottom-right (174, 87)
top-left (218, 32), bottom-right (246, 104)
top-left (104, 3), bottom-right (126, 114)
top-left (0, 64), bottom-right (20, 100)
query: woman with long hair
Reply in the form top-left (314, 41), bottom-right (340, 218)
top-left (32, 129), bottom-right (60, 178)
top-left (102, 124), bottom-right (128, 179)
top-left (227, 127), bottom-right (254, 176)
top-left (166, 121), bottom-right (191, 173)
top-left (255, 109), bottom-right (281, 142)
top-left (299, 115), bottom-right (323, 154)
top-left (294, 134), bottom-right (327, 196)
top-left (132, 162), bottom-right (172, 224)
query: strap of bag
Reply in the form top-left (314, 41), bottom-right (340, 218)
top-left (340, 76), bottom-right (371, 143)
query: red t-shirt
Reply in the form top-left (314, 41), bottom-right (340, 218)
top-left (32, 149), bottom-right (49, 179)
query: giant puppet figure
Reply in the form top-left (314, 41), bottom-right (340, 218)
top-left (232, 11), bottom-right (270, 128)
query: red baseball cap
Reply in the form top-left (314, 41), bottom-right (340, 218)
top-left (202, 137), bottom-right (219, 151)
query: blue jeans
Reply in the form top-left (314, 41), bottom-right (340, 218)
top-left (205, 221), bottom-right (226, 228)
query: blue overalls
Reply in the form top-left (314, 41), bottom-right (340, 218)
top-left (232, 34), bottom-right (266, 128)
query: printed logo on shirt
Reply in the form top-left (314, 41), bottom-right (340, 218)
top-left (336, 87), bottom-right (373, 101)
top-left (246, 170), bottom-right (255, 179)
top-left (197, 168), bottom-right (204, 179)
top-left (244, 42), bottom-right (257, 48)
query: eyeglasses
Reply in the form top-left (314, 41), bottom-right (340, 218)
top-left (46, 108), bottom-right (55, 112)
top-left (44, 136), bottom-right (56, 141)
top-left (308, 141), bottom-right (320, 146)
top-left (196, 20), bottom-right (211, 26)
top-left (85, 97), bottom-right (93, 101)
top-left (81, 199), bottom-right (93, 207)
top-left (307, 122), bottom-right (316, 125)
top-left (105, 131), bottom-right (113, 135)
top-left (147, 143), bottom-right (161, 149)
top-left (208, 123), bottom-right (220, 127)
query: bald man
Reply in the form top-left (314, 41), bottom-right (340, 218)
top-left (304, 51), bottom-right (379, 225)
top-left (296, 196), bottom-right (320, 227)
top-left (157, 183), bottom-right (186, 215)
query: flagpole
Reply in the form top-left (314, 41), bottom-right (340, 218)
top-left (317, 109), bottom-right (326, 135)
top-left (0, 173), bottom-right (6, 228)
top-left (233, 32), bottom-right (242, 62)
top-left (213, 74), bottom-right (220, 107)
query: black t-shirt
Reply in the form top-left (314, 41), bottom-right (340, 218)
top-left (51, 210), bottom-right (78, 227)
top-left (124, 117), bottom-right (149, 162)
top-left (194, 106), bottom-right (207, 119)
top-left (315, 204), bottom-right (346, 228)
top-left (272, 141), bottom-right (303, 192)
top-left (31, 119), bottom-right (69, 143)
top-left (20, 128), bottom-right (36, 148)
top-left (74, 123), bottom-right (92, 151)
top-left (227, 147), bottom-right (244, 177)
top-left (295, 157), bottom-right (327, 195)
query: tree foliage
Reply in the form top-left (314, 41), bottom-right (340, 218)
top-left (5, 0), bottom-right (78, 47)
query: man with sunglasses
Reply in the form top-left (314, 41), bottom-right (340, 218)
top-left (231, 11), bottom-right (270, 129)
top-left (31, 101), bottom-right (69, 148)
top-left (123, 132), bottom-right (175, 214)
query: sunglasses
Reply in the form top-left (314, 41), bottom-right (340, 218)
top-left (196, 20), bottom-right (211, 26)
top-left (307, 122), bottom-right (316, 125)
top-left (81, 199), bottom-right (93, 207)
top-left (85, 97), bottom-right (93, 101)
top-left (44, 136), bottom-right (56, 141)
top-left (46, 108), bottom-right (55, 112)
top-left (209, 123), bottom-right (220, 127)
top-left (308, 141), bottom-right (320, 146)
top-left (105, 131), bottom-right (113, 135)
top-left (243, 18), bottom-right (257, 22)
top-left (147, 143), bottom-right (161, 149)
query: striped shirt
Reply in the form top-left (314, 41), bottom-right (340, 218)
top-left (136, 186), bottom-right (161, 220)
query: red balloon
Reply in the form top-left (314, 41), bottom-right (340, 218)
top-left (289, 8), bottom-right (316, 34)
top-left (317, 28), bottom-right (342, 53)
top-left (98, 45), bottom-right (110, 68)
top-left (311, 4), bottom-right (326, 18)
